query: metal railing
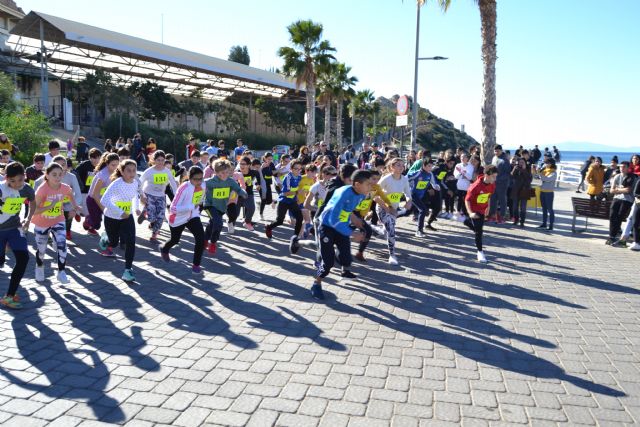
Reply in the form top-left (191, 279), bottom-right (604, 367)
top-left (555, 161), bottom-right (582, 187)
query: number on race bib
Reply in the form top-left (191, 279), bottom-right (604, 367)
top-left (338, 210), bottom-right (350, 222)
top-left (100, 187), bottom-right (107, 196)
top-left (388, 192), bottom-right (402, 203)
top-left (356, 199), bottom-right (372, 211)
top-left (2, 197), bottom-right (26, 215)
top-left (192, 191), bottom-right (203, 205)
top-left (213, 187), bottom-right (230, 199)
top-left (416, 181), bottom-right (428, 190)
top-left (153, 173), bottom-right (168, 185)
top-left (43, 201), bottom-right (62, 217)
top-left (476, 193), bottom-right (489, 204)
top-left (437, 171), bottom-right (447, 180)
top-left (85, 175), bottom-right (95, 186)
top-left (115, 201), bottom-right (132, 214)
top-left (244, 176), bottom-right (253, 186)
top-left (28, 180), bottom-right (35, 187)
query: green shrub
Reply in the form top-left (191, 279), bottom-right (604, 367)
top-left (0, 105), bottom-right (51, 165)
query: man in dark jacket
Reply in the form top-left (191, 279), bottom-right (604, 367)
top-left (488, 144), bottom-right (511, 222)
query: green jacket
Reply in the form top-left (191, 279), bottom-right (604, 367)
top-left (203, 176), bottom-right (247, 212)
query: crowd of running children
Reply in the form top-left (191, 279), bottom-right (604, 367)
top-left (1, 137), bottom-right (638, 308)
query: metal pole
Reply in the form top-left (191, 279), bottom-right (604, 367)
top-left (411, 3), bottom-right (421, 151)
top-left (350, 104), bottom-right (354, 146)
top-left (39, 19), bottom-right (49, 116)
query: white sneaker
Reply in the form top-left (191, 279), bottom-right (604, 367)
top-left (373, 225), bottom-right (387, 237)
top-left (477, 251), bottom-right (488, 263)
top-left (388, 255), bottom-right (399, 265)
top-left (35, 266), bottom-right (45, 282)
top-left (415, 230), bottom-right (426, 238)
top-left (396, 208), bottom-right (408, 217)
top-left (227, 222), bottom-right (235, 234)
top-left (57, 270), bottom-right (69, 284)
top-left (446, 212), bottom-right (454, 220)
top-left (458, 215), bottom-right (467, 223)
top-left (260, 214), bottom-right (265, 221)
top-left (629, 242), bottom-right (640, 251)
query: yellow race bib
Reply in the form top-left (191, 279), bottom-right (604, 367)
top-left (244, 176), bottom-right (253, 186)
top-left (85, 175), bottom-right (95, 186)
top-left (100, 187), bottom-right (107, 196)
top-left (338, 210), bottom-right (350, 222)
top-left (2, 197), bottom-right (26, 215)
top-left (356, 199), bottom-right (372, 211)
top-left (437, 171), bottom-right (447, 180)
top-left (115, 201), bottom-right (132, 214)
top-left (213, 187), bottom-right (230, 199)
top-left (43, 201), bottom-right (62, 218)
top-left (264, 175), bottom-right (272, 180)
top-left (416, 181), bottom-right (428, 190)
top-left (317, 199), bottom-right (325, 208)
top-left (476, 193), bottom-right (489, 204)
top-left (388, 192), bottom-right (402, 203)
top-left (28, 180), bottom-right (35, 187)
top-left (286, 186), bottom-right (299, 198)
top-left (153, 173), bottom-right (168, 185)
top-left (192, 191), bottom-right (203, 205)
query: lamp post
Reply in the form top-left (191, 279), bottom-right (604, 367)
top-left (411, 3), bottom-right (448, 150)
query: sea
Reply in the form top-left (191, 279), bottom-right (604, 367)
top-left (555, 151), bottom-right (637, 164)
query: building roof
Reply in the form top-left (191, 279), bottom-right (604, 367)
top-left (7, 10), bottom-right (302, 100)
top-left (0, 0), bottom-right (25, 17)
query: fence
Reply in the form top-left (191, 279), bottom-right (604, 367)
top-left (555, 161), bottom-right (582, 188)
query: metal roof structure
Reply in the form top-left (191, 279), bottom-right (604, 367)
top-left (6, 10), bottom-right (301, 100)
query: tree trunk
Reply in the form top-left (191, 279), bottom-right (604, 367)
top-left (336, 99), bottom-right (343, 148)
top-left (305, 78), bottom-right (316, 147)
top-left (323, 99), bottom-right (331, 146)
top-left (479, 0), bottom-right (497, 165)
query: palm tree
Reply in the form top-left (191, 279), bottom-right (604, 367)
top-left (355, 89), bottom-right (375, 139)
top-left (316, 61), bottom-right (337, 146)
top-left (278, 20), bottom-right (336, 147)
top-left (333, 63), bottom-right (358, 148)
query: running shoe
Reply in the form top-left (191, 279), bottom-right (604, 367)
top-left (57, 270), bottom-right (69, 284)
top-left (74, 214), bottom-right (82, 222)
top-left (137, 212), bottom-right (146, 224)
top-left (396, 208), bottom-right (408, 217)
top-left (98, 232), bottom-right (109, 251)
top-left (612, 239), bottom-right (628, 248)
top-left (244, 222), bottom-right (254, 232)
top-left (605, 238), bottom-right (614, 245)
top-left (227, 222), bottom-right (235, 234)
top-left (537, 224), bottom-right (547, 229)
top-left (86, 228), bottom-right (98, 236)
top-left (388, 255), bottom-right (399, 266)
top-left (354, 252), bottom-right (367, 262)
top-left (149, 233), bottom-right (160, 244)
top-left (82, 220), bottom-right (90, 231)
top-left (477, 251), bottom-right (488, 263)
top-left (192, 264), bottom-right (203, 274)
top-left (100, 247), bottom-right (115, 257)
top-left (161, 251), bottom-right (170, 263)
top-left (0, 295), bottom-right (21, 310)
top-left (629, 242), bottom-right (640, 251)
top-left (341, 270), bottom-right (357, 279)
top-left (122, 269), bottom-right (136, 282)
top-left (35, 266), bottom-right (45, 282)
top-left (415, 230), bottom-right (426, 238)
top-left (289, 236), bottom-right (300, 255)
top-left (265, 226), bottom-right (273, 239)
top-left (207, 242), bottom-right (217, 255)
top-left (66, 231), bottom-right (72, 240)
top-left (446, 212), bottom-right (454, 220)
top-left (457, 215), bottom-right (467, 223)
top-left (310, 284), bottom-right (325, 300)
top-left (426, 224), bottom-right (437, 231)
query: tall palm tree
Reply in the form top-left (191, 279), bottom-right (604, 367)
top-left (278, 20), bottom-right (335, 147)
top-left (332, 63), bottom-right (358, 148)
top-left (316, 61), bottom-right (338, 146)
top-left (416, 0), bottom-right (497, 164)
top-left (356, 89), bottom-right (375, 139)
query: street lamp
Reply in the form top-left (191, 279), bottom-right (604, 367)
top-left (411, 3), bottom-right (448, 151)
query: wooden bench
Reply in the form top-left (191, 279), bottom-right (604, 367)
top-left (571, 197), bottom-right (611, 233)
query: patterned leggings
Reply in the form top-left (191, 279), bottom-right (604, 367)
top-left (377, 207), bottom-right (397, 256)
top-left (145, 194), bottom-right (166, 234)
top-left (34, 222), bottom-right (67, 271)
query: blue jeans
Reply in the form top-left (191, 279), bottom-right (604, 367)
top-left (540, 191), bottom-right (555, 226)
top-left (489, 180), bottom-right (508, 217)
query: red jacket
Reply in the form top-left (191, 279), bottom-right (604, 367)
top-left (465, 175), bottom-right (496, 214)
top-left (631, 163), bottom-right (640, 177)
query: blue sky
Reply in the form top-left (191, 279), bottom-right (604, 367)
top-left (17, 0), bottom-right (640, 149)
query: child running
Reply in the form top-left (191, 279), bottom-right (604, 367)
top-left (311, 169), bottom-right (372, 300)
top-left (298, 164), bottom-right (318, 238)
top-left (259, 153), bottom-right (276, 220)
top-left (99, 159), bottom-right (145, 282)
top-left (463, 165), bottom-right (497, 263)
top-left (0, 162), bottom-right (35, 309)
top-left (237, 156), bottom-right (264, 231)
top-left (203, 159), bottom-right (247, 255)
top-left (407, 160), bottom-right (440, 237)
top-left (75, 148), bottom-right (102, 221)
top-left (84, 152), bottom-right (120, 235)
top-left (161, 166), bottom-right (206, 274)
top-left (378, 158), bottom-right (412, 265)
top-left (265, 159), bottom-right (304, 251)
top-left (353, 169), bottom-right (393, 262)
top-left (138, 150), bottom-right (178, 243)
top-left (32, 162), bottom-right (82, 283)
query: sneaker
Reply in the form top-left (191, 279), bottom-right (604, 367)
top-left (35, 266), bottom-right (45, 282)
top-left (426, 224), bottom-right (437, 231)
top-left (612, 239), bottom-right (628, 248)
top-left (0, 296), bottom-right (21, 310)
top-left (496, 216), bottom-right (506, 224)
top-left (457, 215), bottom-right (467, 223)
top-left (121, 269), bottom-right (136, 282)
top-left (74, 214), bottom-right (81, 222)
top-left (192, 264), bottom-right (203, 274)
top-left (396, 208), bottom-right (408, 217)
top-left (57, 270), bottom-right (69, 284)
top-left (260, 214), bottom-right (265, 221)
top-left (66, 231), bottom-right (72, 240)
top-left (207, 242), bottom-right (217, 255)
top-left (477, 251), bottom-right (488, 263)
top-left (310, 283), bottom-right (325, 300)
top-left (227, 222), bottom-right (235, 234)
top-left (537, 224), bottom-right (547, 229)
top-left (519, 223), bottom-right (525, 228)
top-left (244, 222), bottom-right (254, 232)
top-left (82, 221), bottom-right (90, 231)
top-left (160, 251), bottom-right (170, 263)
top-left (100, 247), bottom-right (115, 257)
top-left (388, 255), bottom-right (399, 266)
top-left (289, 236), bottom-right (300, 255)
top-left (575, 190), bottom-right (582, 193)
top-left (415, 230), bottom-right (426, 238)
top-left (98, 232), bottom-right (109, 251)
top-left (354, 252), bottom-right (367, 262)
top-left (629, 242), bottom-right (640, 251)
top-left (605, 238), bottom-right (614, 245)
top-left (372, 225), bottom-right (386, 237)
top-left (137, 212), bottom-right (146, 224)
top-left (86, 227), bottom-right (98, 236)
top-left (341, 270), bottom-right (357, 279)
top-left (265, 226), bottom-right (273, 239)
top-left (547, 225), bottom-right (554, 231)
top-left (486, 215), bottom-right (497, 223)
top-left (149, 233), bottom-right (160, 244)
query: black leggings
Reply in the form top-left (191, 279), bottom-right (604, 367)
top-left (456, 190), bottom-right (468, 215)
top-left (227, 203), bottom-right (239, 224)
top-left (444, 190), bottom-right (455, 213)
top-left (162, 217), bottom-right (205, 266)
top-left (260, 186), bottom-right (273, 215)
top-left (268, 201), bottom-right (303, 236)
top-left (354, 213), bottom-right (373, 253)
top-left (7, 251), bottom-right (29, 297)
top-left (105, 215), bottom-right (136, 269)
top-left (463, 214), bottom-right (485, 251)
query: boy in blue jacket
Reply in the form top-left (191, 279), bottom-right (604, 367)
top-left (407, 160), bottom-right (440, 237)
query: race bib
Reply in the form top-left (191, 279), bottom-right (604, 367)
top-left (286, 186), bottom-right (299, 198)
top-left (476, 193), bottom-right (489, 204)
top-left (28, 179), bottom-right (35, 187)
top-left (85, 175), bottom-right (95, 186)
top-left (153, 173), bottom-right (168, 185)
top-left (213, 187), bottom-right (230, 199)
top-left (100, 187), bottom-right (107, 196)
top-left (302, 184), bottom-right (311, 192)
top-left (172, 169), bottom-right (177, 177)
top-left (338, 210), bottom-right (350, 222)
top-left (192, 191), bottom-right (203, 205)
top-left (317, 198), bottom-right (325, 208)
top-left (43, 201), bottom-right (62, 218)
top-left (264, 175), bottom-right (272, 180)
top-left (388, 192), bottom-right (402, 203)
top-left (416, 181), bottom-right (428, 190)
top-left (244, 176), bottom-right (253, 186)
top-left (437, 171), bottom-right (447, 180)
top-left (2, 197), bottom-right (26, 215)
top-left (115, 201), bottom-right (132, 214)
top-left (356, 199), bottom-right (372, 211)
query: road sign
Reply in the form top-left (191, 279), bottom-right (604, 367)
top-left (396, 115), bottom-right (408, 127)
top-left (397, 95), bottom-right (409, 116)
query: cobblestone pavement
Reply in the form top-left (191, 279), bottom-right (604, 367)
top-left (0, 186), bottom-right (639, 426)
